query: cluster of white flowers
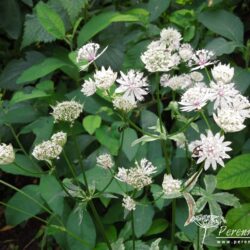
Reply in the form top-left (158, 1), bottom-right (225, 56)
top-left (51, 100), bottom-right (83, 126)
top-left (189, 130), bottom-right (232, 170)
top-left (122, 196), bottom-right (136, 211)
top-left (141, 28), bottom-right (182, 72)
top-left (32, 132), bottom-right (67, 163)
top-left (162, 174), bottom-right (182, 195)
top-left (96, 153), bottom-right (114, 169)
top-left (160, 73), bottom-right (192, 90)
top-left (0, 143), bottom-right (15, 165)
top-left (81, 67), bottom-right (117, 96)
top-left (112, 96), bottom-right (137, 112)
top-left (77, 42), bottom-right (108, 70)
top-left (116, 159), bottom-right (156, 190)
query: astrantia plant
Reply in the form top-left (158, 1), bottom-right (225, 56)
top-left (1, 1), bottom-right (250, 250)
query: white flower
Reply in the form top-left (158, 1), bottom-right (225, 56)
top-left (51, 100), bottom-right (83, 125)
top-left (76, 42), bottom-right (108, 70)
top-left (228, 94), bottom-right (250, 119)
top-left (141, 41), bottom-right (180, 72)
top-left (189, 130), bottom-right (232, 170)
top-left (112, 96), bottom-right (137, 112)
top-left (51, 132), bottom-right (67, 147)
top-left (94, 67), bottom-right (117, 90)
top-left (162, 174), bottom-right (182, 195)
top-left (96, 154), bottom-right (113, 169)
top-left (32, 140), bottom-right (63, 162)
top-left (116, 159), bottom-right (156, 190)
top-left (115, 70), bottom-right (148, 102)
top-left (209, 81), bottom-right (239, 110)
top-left (213, 108), bottom-right (245, 133)
top-left (179, 43), bottom-right (194, 62)
top-left (161, 74), bottom-right (192, 90)
top-left (0, 143), bottom-right (15, 165)
top-left (179, 86), bottom-right (210, 112)
top-left (160, 27), bottom-right (182, 50)
top-left (190, 71), bottom-right (204, 82)
top-left (81, 79), bottom-right (96, 96)
top-left (122, 196), bottom-right (136, 211)
top-left (211, 63), bottom-right (234, 83)
top-left (189, 49), bottom-right (216, 70)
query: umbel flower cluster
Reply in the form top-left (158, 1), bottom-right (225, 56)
top-left (0, 143), bottom-right (15, 165)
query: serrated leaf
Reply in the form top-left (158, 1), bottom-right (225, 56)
top-left (147, 0), bottom-right (171, 21)
top-left (22, 14), bottom-right (56, 48)
top-left (217, 154), bottom-right (250, 190)
top-left (36, 2), bottom-right (65, 39)
top-left (17, 57), bottom-right (68, 84)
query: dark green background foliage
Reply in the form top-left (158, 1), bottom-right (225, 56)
top-left (0, 0), bottom-right (250, 249)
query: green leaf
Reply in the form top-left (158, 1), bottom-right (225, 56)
top-left (0, 0), bottom-right (22, 39)
top-left (66, 209), bottom-right (96, 250)
top-left (20, 117), bottom-right (54, 144)
top-left (77, 11), bottom-right (145, 46)
top-left (145, 218), bottom-right (168, 236)
top-left (95, 126), bottom-right (120, 155)
top-left (10, 89), bottom-right (49, 105)
top-left (134, 203), bottom-right (154, 237)
top-left (40, 175), bottom-right (65, 216)
top-left (205, 38), bottom-right (239, 56)
top-left (36, 2), bottom-right (65, 39)
top-left (5, 185), bottom-right (43, 226)
top-left (17, 58), bottom-right (68, 84)
top-left (0, 154), bottom-right (42, 177)
top-left (198, 10), bottom-right (244, 43)
top-left (22, 14), bottom-right (56, 48)
top-left (233, 66), bottom-right (250, 94)
top-left (0, 103), bottom-right (38, 125)
top-left (82, 115), bottom-right (102, 135)
top-left (147, 0), bottom-right (171, 21)
top-left (122, 128), bottom-right (139, 161)
top-left (226, 204), bottom-right (250, 229)
top-left (217, 154), bottom-right (250, 190)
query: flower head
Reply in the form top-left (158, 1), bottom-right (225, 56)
top-left (189, 49), bottom-right (216, 70)
top-left (116, 159), bottom-right (156, 190)
top-left (112, 96), bottom-right (137, 112)
top-left (179, 43), bottom-right (194, 62)
top-left (160, 27), bottom-right (182, 50)
top-left (209, 81), bottom-right (239, 110)
top-left (179, 86), bottom-right (210, 112)
top-left (211, 63), bottom-right (234, 83)
top-left (161, 74), bottom-right (192, 90)
top-left (51, 100), bottom-right (83, 125)
top-left (94, 67), bottom-right (117, 90)
top-left (122, 196), bottom-right (136, 211)
top-left (115, 70), bottom-right (148, 102)
top-left (32, 140), bottom-right (63, 163)
top-left (189, 130), bottom-right (232, 170)
top-left (190, 71), bottom-right (204, 82)
top-left (141, 40), bottom-right (180, 72)
top-left (96, 154), bottom-right (114, 169)
top-left (77, 43), bottom-right (107, 70)
top-left (81, 79), bottom-right (96, 96)
top-left (162, 174), bottom-right (182, 195)
top-left (0, 143), bottom-right (15, 165)
top-left (51, 132), bottom-right (67, 147)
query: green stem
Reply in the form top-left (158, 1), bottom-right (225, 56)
top-left (199, 110), bottom-right (211, 130)
top-left (72, 136), bottom-right (89, 192)
top-left (205, 67), bottom-right (211, 81)
top-left (171, 199), bottom-right (176, 250)
top-left (132, 210), bottom-right (136, 250)
top-left (62, 150), bottom-right (81, 187)
top-left (155, 73), bottom-right (171, 173)
top-left (89, 200), bottom-right (112, 250)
